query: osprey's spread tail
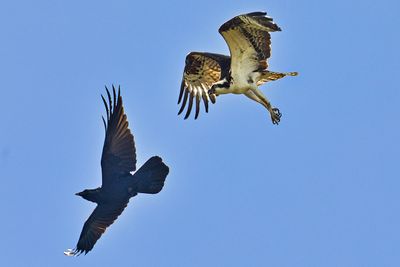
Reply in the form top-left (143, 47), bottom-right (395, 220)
top-left (134, 156), bottom-right (169, 194)
top-left (257, 71), bottom-right (298, 85)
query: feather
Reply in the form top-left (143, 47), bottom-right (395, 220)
top-left (178, 52), bottom-right (229, 119)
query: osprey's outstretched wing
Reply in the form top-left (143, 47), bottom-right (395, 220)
top-left (178, 52), bottom-right (230, 119)
top-left (67, 201), bottom-right (130, 256)
top-left (219, 12), bottom-right (281, 80)
top-left (101, 86), bottom-right (136, 186)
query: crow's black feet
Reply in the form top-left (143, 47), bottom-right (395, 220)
top-left (270, 108), bottom-right (282, 125)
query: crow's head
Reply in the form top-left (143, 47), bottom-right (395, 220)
top-left (75, 188), bottom-right (100, 203)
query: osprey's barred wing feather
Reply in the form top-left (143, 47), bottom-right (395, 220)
top-left (68, 201), bottom-right (130, 256)
top-left (101, 86), bottom-right (136, 186)
top-left (178, 52), bottom-right (230, 119)
top-left (219, 12), bottom-right (281, 75)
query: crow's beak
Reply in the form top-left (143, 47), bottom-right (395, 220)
top-left (75, 192), bottom-right (81, 196)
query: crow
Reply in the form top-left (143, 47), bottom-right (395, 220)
top-left (65, 86), bottom-right (169, 256)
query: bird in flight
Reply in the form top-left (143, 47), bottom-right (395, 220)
top-left (65, 86), bottom-right (169, 256)
top-left (177, 11), bottom-right (298, 124)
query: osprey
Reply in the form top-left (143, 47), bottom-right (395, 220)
top-left (65, 86), bottom-right (169, 256)
top-left (177, 11), bottom-right (298, 124)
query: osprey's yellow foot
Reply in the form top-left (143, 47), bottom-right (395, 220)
top-left (270, 108), bottom-right (282, 125)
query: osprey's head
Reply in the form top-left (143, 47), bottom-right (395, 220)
top-left (75, 188), bottom-right (101, 203)
top-left (210, 78), bottom-right (230, 95)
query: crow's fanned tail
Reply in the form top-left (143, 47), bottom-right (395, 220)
top-left (134, 156), bottom-right (169, 194)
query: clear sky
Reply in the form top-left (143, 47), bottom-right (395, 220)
top-left (0, 0), bottom-right (399, 266)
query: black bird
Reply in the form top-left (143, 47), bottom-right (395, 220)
top-left (65, 86), bottom-right (169, 256)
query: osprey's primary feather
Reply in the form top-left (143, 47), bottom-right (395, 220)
top-left (178, 52), bottom-right (230, 119)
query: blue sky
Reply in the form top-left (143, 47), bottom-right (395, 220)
top-left (0, 0), bottom-right (399, 266)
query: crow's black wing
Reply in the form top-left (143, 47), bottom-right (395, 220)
top-left (69, 200), bottom-right (131, 255)
top-left (178, 52), bottom-right (230, 119)
top-left (100, 86), bottom-right (136, 186)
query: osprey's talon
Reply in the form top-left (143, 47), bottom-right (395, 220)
top-left (270, 108), bottom-right (281, 125)
top-left (208, 88), bottom-right (216, 95)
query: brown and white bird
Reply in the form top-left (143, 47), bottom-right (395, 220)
top-left (65, 86), bottom-right (169, 256)
top-left (177, 11), bottom-right (297, 124)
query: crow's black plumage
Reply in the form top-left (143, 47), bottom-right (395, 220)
top-left (65, 86), bottom-right (169, 256)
